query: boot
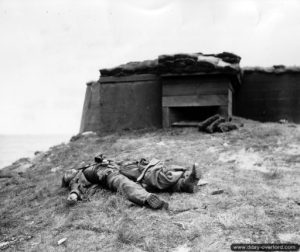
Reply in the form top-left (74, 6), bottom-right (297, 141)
top-left (216, 122), bottom-right (238, 132)
top-left (180, 163), bottom-right (200, 193)
top-left (146, 194), bottom-right (169, 210)
top-left (198, 114), bottom-right (220, 131)
top-left (66, 192), bottom-right (79, 206)
top-left (205, 117), bottom-right (226, 133)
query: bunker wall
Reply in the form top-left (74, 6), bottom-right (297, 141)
top-left (80, 81), bottom-right (102, 133)
top-left (98, 74), bottom-right (161, 132)
top-left (234, 72), bottom-right (300, 123)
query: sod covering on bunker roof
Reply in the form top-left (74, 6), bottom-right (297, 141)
top-left (100, 52), bottom-right (241, 77)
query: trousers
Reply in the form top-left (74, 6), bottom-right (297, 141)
top-left (69, 160), bottom-right (189, 206)
top-left (106, 171), bottom-right (150, 205)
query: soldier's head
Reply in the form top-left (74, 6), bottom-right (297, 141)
top-left (61, 169), bottom-right (79, 187)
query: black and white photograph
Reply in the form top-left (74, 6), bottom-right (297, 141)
top-left (0, 0), bottom-right (300, 251)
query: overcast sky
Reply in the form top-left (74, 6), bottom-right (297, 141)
top-left (1, 0), bottom-right (300, 135)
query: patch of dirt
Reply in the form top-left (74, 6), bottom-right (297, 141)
top-left (218, 148), bottom-right (268, 172)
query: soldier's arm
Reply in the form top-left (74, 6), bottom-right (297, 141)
top-left (68, 171), bottom-right (84, 201)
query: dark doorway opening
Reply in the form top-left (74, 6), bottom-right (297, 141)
top-left (170, 106), bottom-right (219, 127)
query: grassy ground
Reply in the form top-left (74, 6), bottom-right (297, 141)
top-left (0, 118), bottom-right (300, 251)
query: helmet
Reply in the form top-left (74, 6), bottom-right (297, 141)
top-left (94, 153), bottom-right (105, 163)
top-left (61, 169), bottom-right (79, 187)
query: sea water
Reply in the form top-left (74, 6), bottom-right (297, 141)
top-left (0, 134), bottom-right (72, 169)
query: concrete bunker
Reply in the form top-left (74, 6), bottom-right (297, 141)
top-left (234, 66), bottom-right (300, 123)
top-left (167, 106), bottom-right (220, 126)
top-left (161, 73), bottom-right (238, 127)
top-left (80, 52), bottom-right (300, 133)
top-left (98, 74), bottom-right (161, 132)
top-left (79, 52), bottom-right (241, 132)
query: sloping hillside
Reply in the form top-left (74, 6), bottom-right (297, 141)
top-left (0, 118), bottom-right (300, 251)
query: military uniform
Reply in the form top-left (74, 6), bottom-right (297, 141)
top-left (118, 158), bottom-right (197, 192)
top-left (198, 114), bottom-right (238, 133)
top-left (63, 158), bottom-right (199, 209)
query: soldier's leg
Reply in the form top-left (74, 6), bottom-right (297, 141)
top-left (142, 167), bottom-right (184, 191)
top-left (171, 163), bottom-right (200, 193)
top-left (205, 117), bottom-right (226, 133)
top-left (106, 171), bottom-right (168, 209)
top-left (198, 114), bottom-right (220, 131)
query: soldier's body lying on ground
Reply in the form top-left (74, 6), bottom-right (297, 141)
top-left (62, 155), bottom-right (200, 210)
top-left (198, 114), bottom-right (239, 133)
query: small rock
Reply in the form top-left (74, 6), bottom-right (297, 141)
top-left (211, 189), bottom-right (224, 195)
top-left (173, 222), bottom-right (186, 230)
top-left (223, 143), bottom-right (229, 147)
top-left (57, 238), bottom-right (67, 245)
top-left (26, 235), bottom-right (33, 240)
top-left (197, 180), bottom-right (208, 186)
top-left (0, 241), bottom-right (10, 249)
top-left (51, 166), bottom-right (61, 173)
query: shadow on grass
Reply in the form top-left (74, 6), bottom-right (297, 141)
top-left (262, 167), bottom-right (283, 180)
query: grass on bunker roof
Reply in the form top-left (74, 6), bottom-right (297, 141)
top-left (0, 118), bottom-right (300, 251)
